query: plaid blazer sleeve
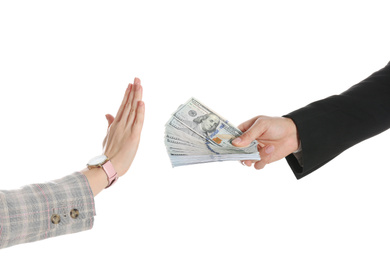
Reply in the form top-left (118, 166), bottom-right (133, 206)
top-left (0, 172), bottom-right (96, 249)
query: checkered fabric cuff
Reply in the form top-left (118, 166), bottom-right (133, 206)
top-left (0, 172), bottom-right (96, 249)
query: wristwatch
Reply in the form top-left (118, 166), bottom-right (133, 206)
top-left (87, 155), bottom-right (118, 188)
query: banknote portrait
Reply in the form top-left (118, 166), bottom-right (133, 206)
top-left (180, 113), bottom-right (221, 139)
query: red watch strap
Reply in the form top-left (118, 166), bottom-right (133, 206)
top-left (102, 160), bottom-right (118, 188)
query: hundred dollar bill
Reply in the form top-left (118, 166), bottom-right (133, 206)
top-left (172, 97), bottom-right (258, 149)
top-left (164, 98), bottom-right (260, 167)
top-left (165, 117), bottom-right (258, 154)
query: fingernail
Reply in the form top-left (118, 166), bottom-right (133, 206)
top-left (265, 145), bottom-right (274, 154)
top-left (232, 138), bottom-right (241, 145)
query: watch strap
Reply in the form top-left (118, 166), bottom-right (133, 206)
top-left (102, 160), bottom-right (118, 188)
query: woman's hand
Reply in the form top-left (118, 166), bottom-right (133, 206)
top-left (232, 116), bottom-right (299, 170)
top-left (102, 77), bottom-right (145, 177)
top-left (82, 78), bottom-right (144, 196)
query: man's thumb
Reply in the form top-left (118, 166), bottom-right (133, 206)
top-left (232, 120), bottom-right (266, 147)
top-left (232, 135), bottom-right (252, 147)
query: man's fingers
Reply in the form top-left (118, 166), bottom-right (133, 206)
top-left (233, 117), bottom-right (268, 147)
top-left (244, 160), bottom-right (251, 166)
top-left (239, 144), bottom-right (275, 169)
top-left (240, 160), bottom-right (252, 166)
top-left (254, 160), bottom-right (267, 170)
top-left (254, 145), bottom-right (275, 170)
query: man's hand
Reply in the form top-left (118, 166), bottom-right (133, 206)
top-left (232, 116), bottom-right (299, 170)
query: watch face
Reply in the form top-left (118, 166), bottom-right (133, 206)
top-left (88, 155), bottom-right (108, 166)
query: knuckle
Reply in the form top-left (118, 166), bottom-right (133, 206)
top-left (135, 116), bottom-right (144, 125)
top-left (116, 122), bottom-right (126, 130)
top-left (254, 117), bottom-right (265, 127)
top-left (129, 133), bottom-right (140, 143)
top-left (255, 116), bottom-right (270, 125)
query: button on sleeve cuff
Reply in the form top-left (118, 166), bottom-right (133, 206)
top-left (0, 172), bottom-right (96, 249)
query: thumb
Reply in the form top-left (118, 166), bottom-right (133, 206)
top-left (232, 118), bottom-right (267, 147)
top-left (105, 114), bottom-right (115, 128)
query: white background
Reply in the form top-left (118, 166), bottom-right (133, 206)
top-left (0, 0), bottom-right (390, 259)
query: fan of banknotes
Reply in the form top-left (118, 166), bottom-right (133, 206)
top-left (164, 98), bottom-right (260, 167)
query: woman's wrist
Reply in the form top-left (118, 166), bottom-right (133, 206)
top-left (81, 167), bottom-right (109, 196)
top-left (110, 157), bottom-right (128, 178)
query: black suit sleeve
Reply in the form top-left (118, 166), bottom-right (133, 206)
top-left (284, 61), bottom-right (390, 179)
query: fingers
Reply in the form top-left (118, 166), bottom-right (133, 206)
top-left (122, 81), bottom-right (136, 123)
top-left (240, 160), bottom-right (254, 167)
top-left (254, 145), bottom-right (274, 170)
top-left (126, 78), bottom-right (143, 125)
top-left (131, 101), bottom-right (145, 138)
top-left (240, 144), bottom-right (275, 170)
top-left (121, 78), bottom-right (142, 126)
top-left (257, 142), bottom-right (265, 148)
top-left (232, 117), bottom-right (268, 147)
top-left (253, 160), bottom-right (267, 170)
top-left (116, 84), bottom-right (132, 121)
